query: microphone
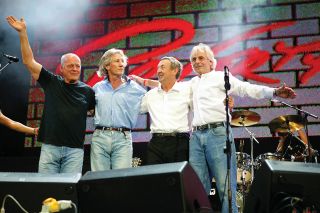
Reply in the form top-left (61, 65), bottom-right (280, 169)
top-left (3, 53), bottom-right (19, 62)
top-left (224, 66), bottom-right (230, 91)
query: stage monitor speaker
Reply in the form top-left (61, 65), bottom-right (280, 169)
top-left (244, 160), bottom-right (320, 213)
top-left (0, 172), bottom-right (80, 213)
top-left (77, 161), bottom-right (212, 213)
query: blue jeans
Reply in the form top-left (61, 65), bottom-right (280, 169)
top-left (189, 125), bottom-right (238, 213)
top-left (90, 129), bottom-right (133, 171)
top-left (38, 143), bottom-right (84, 174)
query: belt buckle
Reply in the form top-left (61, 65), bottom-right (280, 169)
top-left (198, 125), bottom-right (204, 131)
top-left (209, 123), bottom-right (215, 129)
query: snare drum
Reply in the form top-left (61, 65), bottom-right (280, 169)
top-left (255, 152), bottom-right (281, 169)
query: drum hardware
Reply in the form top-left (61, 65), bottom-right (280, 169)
top-left (268, 115), bottom-right (304, 133)
top-left (270, 99), bottom-right (319, 163)
top-left (231, 110), bottom-right (261, 185)
top-left (239, 139), bottom-right (244, 159)
top-left (283, 129), bottom-right (308, 162)
top-left (235, 152), bottom-right (252, 186)
top-left (313, 150), bottom-right (319, 163)
top-left (236, 190), bottom-right (244, 213)
top-left (231, 110), bottom-right (260, 127)
top-left (232, 110), bottom-right (261, 211)
top-left (132, 157), bottom-right (142, 167)
top-left (269, 115), bottom-right (309, 162)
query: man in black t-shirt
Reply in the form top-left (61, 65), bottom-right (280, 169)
top-left (7, 16), bottom-right (95, 173)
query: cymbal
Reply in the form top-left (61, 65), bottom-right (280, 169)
top-left (269, 115), bottom-right (304, 133)
top-left (231, 110), bottom-right (261, 126)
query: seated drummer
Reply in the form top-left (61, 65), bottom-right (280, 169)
top-left (275, 129), bottom-right (316, 161)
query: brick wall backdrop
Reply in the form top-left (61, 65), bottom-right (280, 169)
top-left (24, 0), bottom-right (320, 147)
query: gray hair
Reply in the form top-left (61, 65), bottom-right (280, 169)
top-left (160, 56), bottom-right (183, 79)
top-left (190, 43), bottom-right (216, 70)
top-left (97, 48), bottom-right (128, 77)
top-left (61, 53), bottom-right (81, 67)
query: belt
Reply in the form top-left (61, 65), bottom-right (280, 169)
top-left (193, 122), bottom-right (224, 131)
top-left (95, 126), bottom-right (131, 132)
top-left (152, 132), bottom-right (188, 137)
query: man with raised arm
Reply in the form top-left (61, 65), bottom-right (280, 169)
top-left (6, 16), bottom-right (95, 174)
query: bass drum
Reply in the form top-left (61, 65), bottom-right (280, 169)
top-left (255, 152), bottom-right (281, 169)
top-left (237, 168), bottom-right (251, 185)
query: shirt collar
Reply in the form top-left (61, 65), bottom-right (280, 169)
top-left (157, 81), bottom-right (180, 92)
top-left (199, 70), bottom-right (214, 78)
top-left (104, 75), bottom-right (130, 84)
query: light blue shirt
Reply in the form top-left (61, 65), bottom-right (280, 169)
top-left (93, 77), bottom-right (146, 129)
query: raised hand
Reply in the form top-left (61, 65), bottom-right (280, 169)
top-left (6, 16), bottom-right (26, 32)
top-left (275, 83), bottom-right (297, 99)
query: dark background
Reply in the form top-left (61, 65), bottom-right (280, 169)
top-left (0, 25), bottom-right (30, 156)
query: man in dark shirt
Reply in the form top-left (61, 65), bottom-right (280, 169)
top-left (6, 16), bottom-right (95, 173)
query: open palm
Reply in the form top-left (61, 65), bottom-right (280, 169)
top-left (6, 16), bottom-right (26, 32)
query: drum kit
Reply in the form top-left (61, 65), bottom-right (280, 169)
top-left (230, 110), bottom-right (317, 212)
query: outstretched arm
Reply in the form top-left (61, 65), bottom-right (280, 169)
top-left (274, 83), bottom-right (296, 99)
top-left (0, 112), bottom-right (38, 135)
top-left (297, 129), bottom-right (308, 145)
top-left (129, 75), bottom-right (159, 88)
top-left (276, 135), bottom-right (286, 153)
top-left (6, 16), bottom-right (42, 80)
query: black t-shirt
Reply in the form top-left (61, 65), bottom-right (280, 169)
top-left (37, 67), bottom-right (95, 148)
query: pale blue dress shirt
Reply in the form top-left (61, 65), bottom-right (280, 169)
top-left (93, 77), bottom-right (146, 129)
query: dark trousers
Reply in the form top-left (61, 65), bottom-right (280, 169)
top-left (146, 133), bottom-right (190, 165)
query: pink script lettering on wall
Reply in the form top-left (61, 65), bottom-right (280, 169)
top-left (54, 19), bottom-right (319, 86)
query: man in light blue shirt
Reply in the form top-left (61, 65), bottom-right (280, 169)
top-left (91, 48), bottom-right (146, 171)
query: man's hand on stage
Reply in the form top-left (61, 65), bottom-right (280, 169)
top-left (6, 16), bottom-right (27, 32)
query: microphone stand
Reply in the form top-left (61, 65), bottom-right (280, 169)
top-left (272, 99), bottom-right (318, 162)
top-left (224, 66), bottom-right (232, 213)
top-left (0, 60), bottom-right (14, 75)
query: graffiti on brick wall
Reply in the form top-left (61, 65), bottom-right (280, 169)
top-left (52, 19), bottom-right (319, 86)
top-left (26, 18), bottom-right (320, 146)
